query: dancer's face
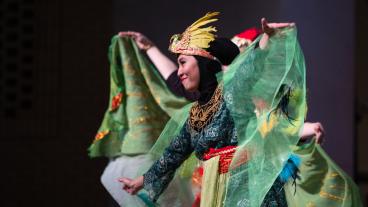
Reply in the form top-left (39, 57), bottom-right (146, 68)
top-left (177, 54), bottom-right (200, 92)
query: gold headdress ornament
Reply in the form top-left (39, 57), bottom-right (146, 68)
top-left (169, 12), bottom-right (219, 60)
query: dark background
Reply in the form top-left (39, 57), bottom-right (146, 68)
top-left (0, 0), bottom-right (367, 206)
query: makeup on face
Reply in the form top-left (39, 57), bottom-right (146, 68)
top-left (177, 55), bottom-right (200, 92)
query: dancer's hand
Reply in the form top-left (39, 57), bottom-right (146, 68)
top-left (259, 18), bottom-right (295, 49)
top-left (261, 18), bottom-right (295, 36)
top-left (118, 31), bottom-right (154, 51)
top-left (300, 122), bottom-right (326, 144)
top-left (118, 176), bottom-right (144, 195)
top-left (120, 31), bottom-right (177, 79)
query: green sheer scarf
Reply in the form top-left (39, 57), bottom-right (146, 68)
top-left (222, 27), bottom-right (307, 206)
top-left (122, 26), bottom-right (361, 207)
top-left (147, 27), bottom-right (307, 206)
top-left (284, 140), bottom-right (363, 207)
top-left (88, 36), bottom-right (188, 158)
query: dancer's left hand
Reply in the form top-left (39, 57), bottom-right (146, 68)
top-left (312, 122), bottom-right (325, 144)
top-left (261, 18), bottom-right (295, 36)
top-left (259, 18), bottom-right (295, 49)
top-left (300, 122), bottom-right (326, 144)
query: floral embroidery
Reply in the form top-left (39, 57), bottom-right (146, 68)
top-left (110, 93), bottom-right (123, 111)
top-left (94, 130), bottom-right (110, 142)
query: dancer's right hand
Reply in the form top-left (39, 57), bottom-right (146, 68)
top-left (118, 176), bottom-right (144, 195)
top-left (118, 31), bottom-right (154, 51)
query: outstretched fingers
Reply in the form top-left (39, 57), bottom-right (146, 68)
top-left (118, 31), bottom-right (140, 39)
top-left (314, 123), bottom-right (326, 144)
top-left (119, 177), bottom-right (132, 190)
top-left (261, 17), bottom-right (295, 36)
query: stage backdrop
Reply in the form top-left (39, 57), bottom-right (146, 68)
top-left (0, 0), bottom-right (359, 206)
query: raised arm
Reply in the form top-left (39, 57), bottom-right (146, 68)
top-left (118, 31), bottom-right (177, 79)
top-left (299, 122), bottom-right (325, 144)
top-left (259, 18), bottom-right (295, 49)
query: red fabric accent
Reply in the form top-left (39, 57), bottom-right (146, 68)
top-left (203, 146), bottom-right (237, 160)
top-left (203, 146), bottom-right (237, 174)
top-left (197, 166), bottom-right (203, 176)
top-left (110, 93), bottom-right (123, 111)
top-left (235, 27), bottom-right (261, 41)
top-left (192, 192), bottom-right (201, 207)
top-left (192, 166), bottom-right (204, 186)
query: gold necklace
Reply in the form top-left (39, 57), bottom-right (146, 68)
top-left (189, 85), bottom-right (223, 132)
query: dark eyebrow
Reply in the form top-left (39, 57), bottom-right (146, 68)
top-left (177, 56), bottom-right (184, 63)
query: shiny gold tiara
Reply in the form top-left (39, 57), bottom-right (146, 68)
top-left (169, 12), bottom-right (219, 59)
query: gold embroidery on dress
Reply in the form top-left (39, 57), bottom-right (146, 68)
top-left (128, 127), bottom-right (162, 139)
top-left (124, 63), bottom-right (137, 75)
top-left (189, 85), bottom-right (223, 131)
top-left (306, 202), bottom-right (316, 207)
top-left (130, 117), bottom-right (154, 124)
top-left (327, 172), bottom-right (340, 179)
top-left (319, 190), bottom-right (344, 202)
top-left (126, 92), bottom-right (148, 97)
top-left (329, 184), bottom-right (345, 190)
top-left (132, 105), bottom-right (149, 111)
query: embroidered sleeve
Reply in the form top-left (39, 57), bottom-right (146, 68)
top-left (143, 123), bottom-right (193, 202)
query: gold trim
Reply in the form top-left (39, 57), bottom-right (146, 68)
top-left (126, 92), bottom-right (148, 97)
top-left (319, 190), bottom-right (344, 202)
top-left (189, 85), bottom-right (223, 131)
top-left (306, 202), bottom-right (316, 207)
top-left (169, 12), bottom-right (219, 59)
top-left (329, 184), bottom-right (345, 190)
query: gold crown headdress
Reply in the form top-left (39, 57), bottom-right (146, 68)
top-left (169, 12), bottom-right (219, 60)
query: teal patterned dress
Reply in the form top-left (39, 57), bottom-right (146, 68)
top-left (143, 96), bottom-right (289, 206)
